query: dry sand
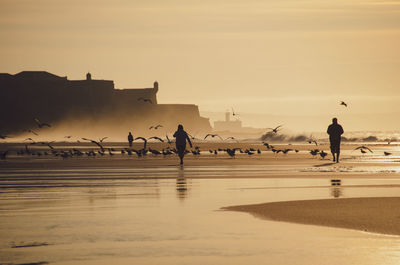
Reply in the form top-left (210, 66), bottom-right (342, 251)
top-left (224, 197), bottom-right (400, 236)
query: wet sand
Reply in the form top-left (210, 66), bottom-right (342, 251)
top-left (2, 142), bottom-right (400, 264)
top-left (224, 197), bottom-right (400, 236)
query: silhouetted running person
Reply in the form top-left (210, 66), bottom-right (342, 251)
top-left (327, 118), bottom-right (344, 163)
top-left (173, 124), bottom-right (193, 165)
top-left (128, 132), bottom-right (133, 147)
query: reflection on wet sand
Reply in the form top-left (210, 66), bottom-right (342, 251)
top-left (2, 167), bottom-right (400, 265)
top-left (330, 178), bottom-right (342, 198)
top-left (176, 168), bottom-right (188, 200)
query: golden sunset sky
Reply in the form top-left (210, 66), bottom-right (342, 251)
top-left (1, 0), bottom-right (399, 130)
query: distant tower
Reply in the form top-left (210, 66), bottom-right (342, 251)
top-left (153, 81), bottom-right (159, 90)
top-left (225, 111), bottom-right (230, 122)
top-left (86, 72), bottom-right (92, 80)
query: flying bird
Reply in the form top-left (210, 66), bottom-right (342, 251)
top-left (134, 137), bottom-right (148, 149)
top-left (231, 107), bottom-right (239, 117)
top-left (0, 135), bottom-right (10, 139)
top-left (34, 118), bottom-right (51, 128)
top-left (225, 136), bottom-right (239, 142)
top-left (149, 125), bottom-right (163, 130)
top-left (24, 129), bottom-right (38, 136)
top-left (149, 136), bottom-right (164, 142)
top-left (266, 125), bottom-right (283, 134)
top-left (354, 146), bottom-right (373, 153)
top-left (81, 138), bottom-right (105, 152)
top-left (138, 97), bottom-right (153, 104)
top-left (166, 134), bottom-right (173, 144)
top-left (340, 101), bottom-right (348, 107)
top-left (99, 137), bottom-right (108, 142)
top-left (39, 141), bottom-right (55, 150)
top-left (308, 139), bottom-right (318, 146)
top-left (204, 134), bottom-right (223, 140)
top-left (187, 133), bottom-right (197, 140)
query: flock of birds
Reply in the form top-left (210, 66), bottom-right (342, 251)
top-left (0, 137), bottom-right (332, 160)
top-left (0, 108), bottom-right (397, 161)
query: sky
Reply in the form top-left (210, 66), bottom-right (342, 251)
top-left (1, 0), bottom-right (400, 130)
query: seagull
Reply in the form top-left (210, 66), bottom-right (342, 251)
top-left (319, 150), bottom-right (328, 159)
top-left (307, 135), bottom-right (318, 146)
top-left (354, 146), bottom-right (373, 153)
top-left (187, 133), bottom-right (197, 140)
top-left (149, 136), bottom-right (164, 142)
top-left (340, 101), bottom-right (347, 107)
top-left (64, 136), bottom-right (72, 139)
top-left (24, 129), bottom-right (38, 136)
top-left (204, 134), bottom-right (223, 140)
top-left (39, 141), bottom-right (55, 150)
top-left (138, 97), bottom-right (153, 104)
top-left (310, 149), bottom-right (320, 157)
top-left (134, 137), bottom-right (148, 150)
top-left (24, 138), bottom-right (35, 143)
top-left (166, 134), bottom-right (173, 144)
top-left (34, 118), bottom-right (51, 128)
top-left (149, 125), bottom-right (163, 130)
top-left (99, 137), bottom-right (108, 142)
top-left (231, 107), bottom-right (239, 117)
top-left (263, 142), bottom-right (274, 149)
top-left (225, 136), bottom-right (239, 143)
top-left (384, 151), bottom-right (392, 156)
top-left (81, 138), bottom-right (105, 152)
top-left (0, 150), bottom-right (9, 160)
top-left (266, 125), bottom-right (283, 134)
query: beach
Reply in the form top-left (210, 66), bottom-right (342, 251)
top-left (1, 141), bottom-right (400, 264)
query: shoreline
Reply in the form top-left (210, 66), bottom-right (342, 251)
top-left (224, 197), bottom-right (400, 236)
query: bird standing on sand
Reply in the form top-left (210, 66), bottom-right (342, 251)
top-left (340, 101), bottom-right (348, 107)
top-left (0, 150), bottom-right (9, 160)
top-left (319, 151), bottom-right (328, 159)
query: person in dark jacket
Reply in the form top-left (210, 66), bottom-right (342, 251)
top-left (128, 132), bottom-right (133, 147)
top-left (327, 118), bottom-right (344, 163)
top-left (173, 124), bottom-right (193, 165)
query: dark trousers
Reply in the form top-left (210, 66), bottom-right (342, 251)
top-left (330, 141), bottom-right (341, 154)
top-left (176, 145), bottom-right (186, 160)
